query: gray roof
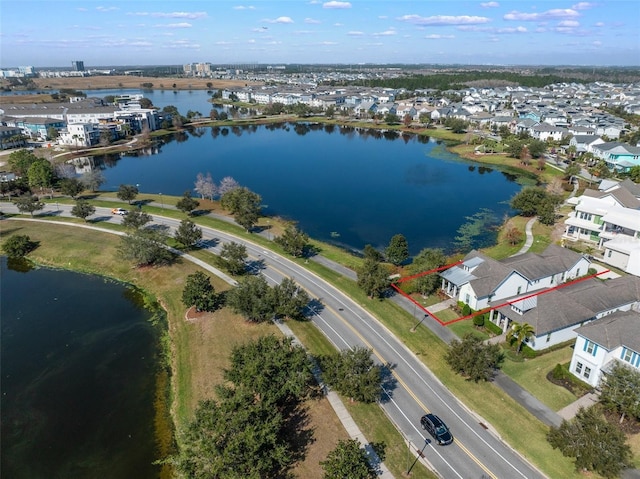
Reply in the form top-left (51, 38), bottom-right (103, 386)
top-left (495, 275), bottom-right (640, 336)
top-left (499, 244), bottom-right (585, 281)
top-left (575, 310), bottom-right (640, 353)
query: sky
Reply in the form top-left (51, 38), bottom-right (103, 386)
top-left (1, 0), bottom-right (639, 68)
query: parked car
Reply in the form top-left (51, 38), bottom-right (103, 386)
top-left (420, 413), bottom-right (453, 445)
top-left (111, 208), bottom-right (128, 216)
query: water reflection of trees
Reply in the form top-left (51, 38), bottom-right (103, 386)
top-left (294, 123), bottom-right (310, 136)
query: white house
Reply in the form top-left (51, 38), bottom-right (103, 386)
top-left (569, 310), bottom-right (640, 387)
top-left (58, 123), bottom-right (99, 147)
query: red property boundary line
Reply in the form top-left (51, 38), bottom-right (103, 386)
top-left (391, 261), bottom-right (611, 327)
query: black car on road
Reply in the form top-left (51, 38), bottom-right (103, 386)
top-left (421, 413), bottom-right (453, 445)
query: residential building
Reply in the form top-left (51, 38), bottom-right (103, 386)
top-left (591, 141), bottom-right (640, 172)
top-left (569, 310), bottom-right (640, 387)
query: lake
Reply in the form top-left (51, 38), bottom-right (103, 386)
top-left (92, 122), bottom-right (524, 255)
top-left (0, 257), bottom-right (167, 478)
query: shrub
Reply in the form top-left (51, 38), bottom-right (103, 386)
top-left (485, 320), bottom-right (503, 336)
top-left (473, 314), bottom-right (485, 328)
top-left (462, 303), bottom-right (472, 316)
top-left (2, 234), bottom-right (37, 258)
top-left (552, 363), bottom-right (568, 380)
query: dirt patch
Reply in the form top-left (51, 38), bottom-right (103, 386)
top-left (603, 409), bottom-right (640, 435)
top-left (185, 306), bottom-right (212, 321)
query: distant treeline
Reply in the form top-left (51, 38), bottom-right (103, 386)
top-left (348, 71), bottom-right (587, 90)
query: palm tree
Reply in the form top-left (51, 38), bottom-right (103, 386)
top-left (507, 322), bottom-right (535, 355)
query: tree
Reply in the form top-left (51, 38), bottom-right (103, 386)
top-left (410, 248), bottom-right (446, 296)
top-left (510, 186), bottom-right (556, 217)
top-left (321, 439), bottom-right (377, 479)
top-left (173, 393), bottom-right (292, 479)
top-left (275, 223), bottom-right (309, 257)
top-left (121, 210), bottom-right (152, 229)
top-left (117, 227), bottom-right (173, 267)
top-left (270, 277), bottom-right (310, 320)
top-left (193, 172), bottom-right (217, 200)
top-left (226, 275), bottom-right (274, 322)
top-left (506, 139), bottom-right (525, 158)
top-left (505, 226), bottom-right (523, 245)
top-left (548, 406), bottom-right (632, 478)
top-left (182, 271), bottom-right (218, 312)
top-left (7, 149), bottom-right (38, 176)
top-left (564, 164), bottom-right (581, 181)
top-left (174, 219), bottom-right (202, 250)
top-left (446, 333), bottom-right (504, 382)
top-left (566, 145), bottom-right (577, 160)
top-left (528, 139), bottom-right (547, 158)
top-left (218, 176), bottom-right (240, 196)
top-left (384, 112), bottom-right (400, 124)
top-left (537, 198), bottom-right (558, 225)
top-left (363, 244), bottom-right (384, 262)
top-left (220, 241), bottom-right (247, 275)
top-left (444, 117), bottom-right (468, 133)
top-left (220, 187), bottom-right (262, 231)
top-left (59, 177), bottom-right (84, 199)
top-left (175, 190), bottom-right (199, 216)
top-left (70, 199), bottom-right (95, 222)
top-left (2, 234), bottom-right (37, 258)
top-left (506, 322), bottom-right (535, 354)
top-left (629, 165), bottom-right (640, 182)
top-left (47, 126), bottom-right (59, 140)
top-left (224, 335), bottom-right (314, 409)
top-left (356, 258), bottom-right (390, 299)
top-left (80, 170), bottom-right (106, 192)
top-left (385, 234), bottom-right (409, 266)
top-left (320, 347), bottom-right (383, 403)
top-left (13, 195), bottom-right (44, 217)
top-left (599, 363), bottom-right (640, 424)
top-left (117, 184), bottom-right (139, 204)
top-left (27, 159), bottom-right (55, 195)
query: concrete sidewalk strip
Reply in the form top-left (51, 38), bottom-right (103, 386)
top-left (275, 320), bottom-right (394, 478)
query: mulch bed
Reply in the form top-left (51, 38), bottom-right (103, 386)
top-left (185, 306), bottom-right (210, 321)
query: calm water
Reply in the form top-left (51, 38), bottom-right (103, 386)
top-left (0, 257), bottom-right (163, 478)
top-left (93, 122), bottom-right (524, 254)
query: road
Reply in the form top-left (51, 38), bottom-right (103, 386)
top-left (1, 204), bottom-right (544, 479)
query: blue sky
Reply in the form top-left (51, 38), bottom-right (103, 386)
top-left (1, 1), bottom-right (639, 68)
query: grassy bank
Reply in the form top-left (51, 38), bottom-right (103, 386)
top-left (0, 220), bottom-right (348, 478)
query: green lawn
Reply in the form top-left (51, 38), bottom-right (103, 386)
top-left (501, 346), bottom-right (578, 411)
top-left (447, 318), bottom-right (490, 340)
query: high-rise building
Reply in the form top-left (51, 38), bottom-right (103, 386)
top-left (72, 61), bottom-right (85, 72)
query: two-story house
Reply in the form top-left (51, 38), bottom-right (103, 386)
top-left (569, 310), bottom-right (640, 387)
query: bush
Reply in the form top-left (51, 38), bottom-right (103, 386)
top-left (2, 234), bottom-right (37, 258)
top-left (473, 314), bottom-right (485, 328)
top-left (462, 304), bottom-right (472, 316)
top-left (485, 320), bottom-right (503, 336)
top-left (552, 363), bottom-right (568, 380)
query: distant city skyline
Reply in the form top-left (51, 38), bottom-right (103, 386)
top-left (1, 0), bottom-right (639, 68)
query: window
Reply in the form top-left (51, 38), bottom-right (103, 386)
top-left (586, 341), bottom-right (594, 354)
top-left (608, 250), bottom-right (612, 258)
top-left (584, 367), bottom-right (591, 379)
top-left (517, 286), bottom-right (522, 295)
top-left (623, 349), bottom-right (633, 363)
top-left (575, 362), bottom-right (583, 374)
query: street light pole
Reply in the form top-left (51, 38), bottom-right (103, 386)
top-left (159, 193), bottom-right (163, 209)
top-left (411, 314), bottom-right (428, 332)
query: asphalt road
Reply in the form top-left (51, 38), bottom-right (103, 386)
top-left (1, 204), bottom-right (545, 479)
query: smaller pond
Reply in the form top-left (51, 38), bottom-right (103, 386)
top-left (0, 257), bottom-right (169, 478)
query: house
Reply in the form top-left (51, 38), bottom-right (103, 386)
top-left (564, 183), bottom-right (640, 277)
top-left (0, 125), bottom-right (25, 149)
top-left (591, 141), bottom-right (640, 172)
top-left (530, 124), bottom-right (567, 142)
top-left (569, 310), bottom-right (640, 387)
top-left (489, 275), bottom-right (640, 350)
top-left (440, 244), bottom-right (590, 313)
top-left (569, 135), bottom-right (604, 155)
top-left (58, 123), bottom-right (100, 147)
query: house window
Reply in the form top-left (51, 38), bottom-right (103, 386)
top-left (465, 294), bottom-right (470, 304)
top-left (586, 341), bottom-right (594, 354)
top-left (584, 367), bottom-right (591, 379)
top-left (517, 286), bottom-right (522, 295)
top-left (576, 362), bottom-right (583, 374)
top-left (623, 349), bottom-right (633, 363)
top-left (608, 250), bottom-right (612, 258)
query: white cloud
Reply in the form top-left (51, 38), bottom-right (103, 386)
top-left (166, 40), bottom-right (200, 49)
top-left (318, 41), bottom-right (338, 45)
top-left (233, 5), bottom-right (256, 10)
top-left (215, 41), bottom-right (232, 45)
top-left (504, 9), bottom-right (579, 21)
top-left (496, 26), bottom-right (527, 33)
top-left (96, 6), bottom-right (118, 12)
top-left (265, 16), bottom-right (294, 24)
top-left (572, 2), bottom-right (595, 10)
top-left (373, 28), bottom-right (397, 36)
top-left (305, 17), bottom-right (321, 24)
top-left (425, 34), bottom-right (455, 39)
top-left (155, 11), bottom-right (207, 19)
top-left (456, 25), bottom-right (493, 32)
top-left (593, 40), bottom-right (602, 45)
top-left (480, 2), bottom-right (500, 8)
top-left (558, 20), bottom-right (579, 27)
top-left (398, 14), bottom-right (491, 25)
top-left (594, 21), bottom-right (604, 27)
top-left (160, 23), bottom-right (192, 28)
top-left (323, 1), bottom-right (351, 8)
top-left (347, 31), bottom-right (364, 36)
